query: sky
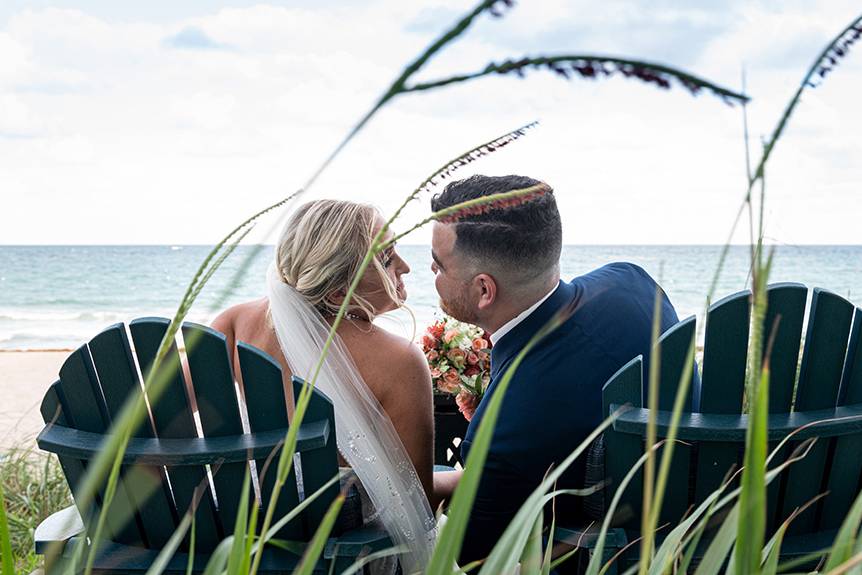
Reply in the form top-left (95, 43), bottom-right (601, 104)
top-left (1, 1), bottom-right (860, 245)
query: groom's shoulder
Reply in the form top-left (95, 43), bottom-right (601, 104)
top-left (572, 261), bottom-right (654, 285)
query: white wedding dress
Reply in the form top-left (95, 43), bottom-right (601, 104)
top-left (266, 263), bottom-right (437, 574)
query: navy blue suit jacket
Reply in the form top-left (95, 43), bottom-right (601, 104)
top-left (458, 262), bottom-right (685, 564)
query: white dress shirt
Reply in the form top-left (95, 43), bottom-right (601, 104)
top-left (489, 283), bottom-right (560, 345)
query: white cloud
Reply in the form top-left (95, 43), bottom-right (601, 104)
top-left (1, 1), bottom-right (860, 245)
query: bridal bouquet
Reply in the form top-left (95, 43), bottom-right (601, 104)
top-left (421, 316), bottom-right (491, 421)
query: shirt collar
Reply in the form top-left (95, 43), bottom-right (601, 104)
top-left (489, 284), bottom-right (559, 345)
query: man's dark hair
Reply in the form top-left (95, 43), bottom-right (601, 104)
top-left (431, 174), bottom-right (562, 279)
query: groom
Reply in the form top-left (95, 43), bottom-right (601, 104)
top-left (430, 175), bottom-right (685, 564)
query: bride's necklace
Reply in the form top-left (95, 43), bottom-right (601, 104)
top-left (321, 308), bottom-right (367, 322)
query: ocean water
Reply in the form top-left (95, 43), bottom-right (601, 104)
top-left (0, 245), bottom-right (859, 350)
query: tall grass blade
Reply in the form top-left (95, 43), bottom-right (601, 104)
top-left (226, 471), bottom-right (251, 575)
top-left (638, 286), bottom-right (665, 573)
top-left (478, 429), bottom-right (618, 575)
top-left (649, 481), bottom-right (732, 575)
top-left (406, 55), bottom-right (749, 104)
top-left (293, 494), bottom-right (345, 575)
top-left (241, 487), bottom-right (260, 575)
top-left (693, 505), bottom-right (739, 575)
top-left (823, 484), bottom-right (862, 571)
top-left (761, 519), bottom-right (788, 575)
top-left (337, 546), bottom-right (410, 575)
top-left (520, 511), bottom-right (544, 575)
top-left (0, 479), bottom-right (16, 575)
top-left (186, 517), bottom-right (196, 575)
top-left (84, 427), bottom-right (129, 575)
top-left (201, 538), bottom-right (233, 575)
top-left (585, 442), bottom-right (667, 575)
top-left (734, 365), bottom-right (770, 575)
top-left (541, 512), bottom-right (556, 575)
top-left (144, 510), bottom-right (194, 575)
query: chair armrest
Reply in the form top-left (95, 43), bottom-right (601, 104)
top-left (323, 525), bottom-right (392, 558)
top-left (37, 420), bottom-right (331, 465)
top-left (34, 505), bottom-right (84, 555)
top-left (553, 525), bottom-right (627, 550)
top-left (611, 403), bottom-right (862, 441)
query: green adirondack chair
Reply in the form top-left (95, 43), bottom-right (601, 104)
top-left (33, 318), bottom-right (390, 574)
top-left (580, 283), bottom-right (862, 571)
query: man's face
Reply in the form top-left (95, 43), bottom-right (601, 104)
top-left (430, 222), bottom-right (480, 324)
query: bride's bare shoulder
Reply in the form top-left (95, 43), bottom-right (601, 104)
top-left (212, 298), bottom-right (269, 336)
top-left (341, 324), bottom-right (430, 385)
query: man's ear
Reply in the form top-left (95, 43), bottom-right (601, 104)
top-left (474, 273), bottom-right (497, 311)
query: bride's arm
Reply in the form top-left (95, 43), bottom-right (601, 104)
top-left (378, 341), bottom-right (436, 506)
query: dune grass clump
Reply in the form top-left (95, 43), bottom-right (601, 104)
top-left (0, 448), bottom-right (71, 572)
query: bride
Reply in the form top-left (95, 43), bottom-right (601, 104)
top-left (212, 199), bottom-right (439, 572)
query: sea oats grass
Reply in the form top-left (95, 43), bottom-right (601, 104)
top-left (15, 3), bottom-right (862, 575)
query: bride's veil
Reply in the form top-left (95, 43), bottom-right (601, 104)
top-left (266, 262), bottom-right (437, 573)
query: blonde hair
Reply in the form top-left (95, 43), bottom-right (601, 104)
top-left (276, 199), bottom-right (399, 321)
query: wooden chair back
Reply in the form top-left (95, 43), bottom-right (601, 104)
top-left (38, 318), bottom-right (340, 552)
top-left (602, 284), bottom-right (862, 535)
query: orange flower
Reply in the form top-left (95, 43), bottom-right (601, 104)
top-left (456, 390), bottom-right (480, 421)
top-left (429, 321), bottom-right (445, 339)
top-left (471, 337), bottom-right (489, 352)
top-left (422, 334), bottom-right (438, 352)
top-left (438, 369), bottom-right (461, 393)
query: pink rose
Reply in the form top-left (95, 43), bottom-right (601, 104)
top-left (456, 390), bottom-right (480, 422)
top-left (446, 348), bottom-right (467, 369)
top-left (426, 349), bottom-right (439, 362)
top-left (438, 369), bottom-right (461, 393)
top-left (430, 367), bottom-right (441, 379)
top-left (466, 351), bottom-right (479, 365)
top-left (464, 365), bottom-right (480, 377)
top-left (471, 337), bottom-right (489, 352)
top-left (443, 329), bottom-right (459, 344)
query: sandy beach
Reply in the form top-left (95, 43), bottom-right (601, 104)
top-left (0, 350), bottom-right (69, 451)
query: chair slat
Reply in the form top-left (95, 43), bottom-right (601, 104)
top-left (763, 283), bottom-right (807, 413)
top-left (762, 283), bottom-right (807, 529)
top-left (40, 381), bottom-right (100, 527)
top-left (695, 291), bottom-right (750, 503)
top-left (796, 289), bottom-right (854, 409)
top-left (182, 322), bottom-right (248, 535)
top-left (238, 342), bottom-right (305, 540)
top-left (655, 316), bottom-right (696, 523)
top-left (89, 324), bottom-right (179, 547)
top-left (801, 297), bottom-right (857, 531)
top-left (782, 289), bottom-right (854, 533)
top-left (292, 377), bottom-right (341, 533)
top-left (58, 346), bottom-right (144, 544)
top-left (602, 356), bottom-right (643, 529)
top-left (129, 318), bottom-right (222, 550)
top-left (840, 308), bottom-right (862, 405)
